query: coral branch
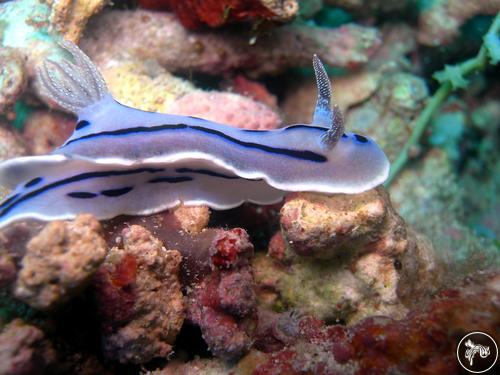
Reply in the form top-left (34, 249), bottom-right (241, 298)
top-left (385, 12), bottom-right (500, 187)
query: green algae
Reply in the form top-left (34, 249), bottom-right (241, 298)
top-left (11, 100), bottom-right (32, 130)
top-left (386, 12), bottom-right (500, 187)
top-left (0, 290), bottom-right (36, 328)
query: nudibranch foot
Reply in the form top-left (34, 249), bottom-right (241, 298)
top-left (0, 41), bottom-right (390, 229)
top-left (0, 156), bottom-right (286, 228)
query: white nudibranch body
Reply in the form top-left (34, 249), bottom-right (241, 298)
top-left (0, 41), bottom-right (390, 228)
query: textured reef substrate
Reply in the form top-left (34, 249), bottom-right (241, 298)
top-left (0, 0), bottom-right (499, 374)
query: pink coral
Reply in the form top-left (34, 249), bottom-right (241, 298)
top-left (222, 75), bottom-right (278, 108)
top-left (171, 91), bottom-right (280, 130)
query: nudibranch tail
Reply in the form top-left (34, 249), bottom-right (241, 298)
top-left (37, 40), bottom-right (108, 114)
top-left (311, 55), bottom-right (344, 149)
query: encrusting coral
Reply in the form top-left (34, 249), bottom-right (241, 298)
top-left (0, 319), bottom-right (56, 375)
top-left (186, 228), bottom-right (257, 361)
top-left (45, 0), bottom-right (109, 42)
top-left (248, 273), bottom-right (500, 375)
top-left (153, 273), bottom-right (500, 374)
top-left (93, 225), bottom-right (184, 364)
top-left (389, 148), bottom-right (500, 274)
top-left (14, 214), bottom-right (107, 311)
top-left (347, 72), bottom-right (429, 161)
top-left (139, 0), bottom-right (299, 29)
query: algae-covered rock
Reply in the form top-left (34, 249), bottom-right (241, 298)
top-left (390, 149), bottom-right (500, 273)
top-left (254, 188), bottom-right (440, 324)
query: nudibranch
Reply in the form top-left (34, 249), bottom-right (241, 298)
top-left (0, 41), bottom-right (389, 228)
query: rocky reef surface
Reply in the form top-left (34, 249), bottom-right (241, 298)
top-left (0, 1), bottom-right (499, 374)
